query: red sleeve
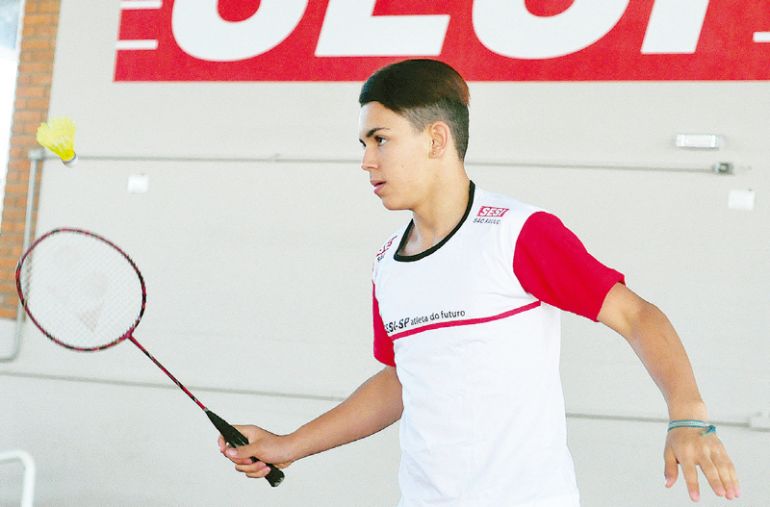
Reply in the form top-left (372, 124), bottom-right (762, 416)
top-left (513, 211), bottom-right (625, 321)
top-left (372, 283), bottom-right (395, 366)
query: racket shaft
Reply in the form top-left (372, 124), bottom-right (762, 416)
top-left (206, 410), bottom-right (285, 487)
top-left (130, 337), bottom-right (284, 486)
top-left (128, 336), bottom-right (206, 410)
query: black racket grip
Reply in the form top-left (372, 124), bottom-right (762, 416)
top-left (206, 409), bottom-right (285, 487)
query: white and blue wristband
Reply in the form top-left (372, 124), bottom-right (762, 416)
top-left (668, 419), bottom-right (717, 435)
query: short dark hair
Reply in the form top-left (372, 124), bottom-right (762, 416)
top-left (359, 59), bottom-right (470, 160)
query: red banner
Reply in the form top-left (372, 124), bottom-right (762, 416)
top-left (115, 0), bottom-right (770, 81)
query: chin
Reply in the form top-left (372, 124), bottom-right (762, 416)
top-left (379, 195), bottom-right (409, 211)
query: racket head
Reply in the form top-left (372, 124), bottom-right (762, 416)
top-left (15, 227), bottom-right (146, 352)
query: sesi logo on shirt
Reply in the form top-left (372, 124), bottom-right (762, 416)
top-left (376, 235), bottom-right (398, 261)
top-left (473, 206), bottom-right (509, 225)
top-left (477, 206), bottom-right (509, 218)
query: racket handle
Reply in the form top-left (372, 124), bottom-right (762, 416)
top-left (252, 457), bottom-right (285, 488)
top-left (206, 409), bottom-right (285, 487)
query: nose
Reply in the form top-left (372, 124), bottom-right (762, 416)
top-left (361, 146), bottom-right (377, 172)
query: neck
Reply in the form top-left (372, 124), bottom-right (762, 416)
top-left (410, 171), bottom-right (471, 249)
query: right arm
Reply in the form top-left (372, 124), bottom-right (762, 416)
top-left (219, 366), bottom-right (402, 478)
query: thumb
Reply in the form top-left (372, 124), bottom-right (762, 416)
top-left (224, 444), bottom-right (259, 465)
top-left (226, 446), bottom-right (248, 459)
top-left (664, 446), bottom-right (678, 488)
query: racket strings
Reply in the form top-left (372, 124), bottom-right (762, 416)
top-left (19, 231), bottom-right (144, 350)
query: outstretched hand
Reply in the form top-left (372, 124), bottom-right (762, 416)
top-left (664, 427), bottom-right (740, 502)
top-left (218, 425), bottom-right (296, 479)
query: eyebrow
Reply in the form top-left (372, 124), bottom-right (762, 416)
top-left (359, 127), bottom-right (390, 143)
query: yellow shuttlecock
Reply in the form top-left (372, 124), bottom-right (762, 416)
top-left (36, 117), bottom-right (77, 166)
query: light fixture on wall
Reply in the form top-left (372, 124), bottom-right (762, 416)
top-left (674, 135), bottom-right (733, 174)
top-left (675, 133), bottom-right (724, 150)
top-left (127, 173), bottom-right (149, 194)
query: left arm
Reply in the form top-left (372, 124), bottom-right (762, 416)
top-left (597, 283), bottom-right (740, 502)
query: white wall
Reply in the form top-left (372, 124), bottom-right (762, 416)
top-left (1, 1), bottom-right (768, 505)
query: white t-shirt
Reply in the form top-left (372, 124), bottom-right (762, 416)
top-left (371, 183), bottom-right (624, 507)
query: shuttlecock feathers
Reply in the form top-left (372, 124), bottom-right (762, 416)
top-left (36, 117), bottom-right (77, 166)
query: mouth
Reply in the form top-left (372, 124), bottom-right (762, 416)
top-left (371, 180), bottom-right (386, 195)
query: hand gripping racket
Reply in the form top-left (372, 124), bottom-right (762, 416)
top-left (15, 228), bottom-right (285, 487)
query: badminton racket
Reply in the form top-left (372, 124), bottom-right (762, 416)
top-left (15, 227), bottom-right (285, 487)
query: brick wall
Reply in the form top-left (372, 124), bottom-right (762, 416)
top-left (0, 0), bottom-right (61, 319)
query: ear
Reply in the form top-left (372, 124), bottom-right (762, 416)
top-left (427, 121), bottom-right (452, 159)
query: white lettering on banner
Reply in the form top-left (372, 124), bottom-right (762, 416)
top-left (641, 0), bottom-right (709, 54)
top-left (316, 0), bottom-right (450, 56)
top-left (472, 0), bottom-right (629, 59)
top-left (171, 0), bottom-right (308, 62)
top-left (115, 0), bottom-right (770, 81)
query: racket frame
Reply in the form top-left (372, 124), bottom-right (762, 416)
top-left (15, 227), bottom-right (146, 352)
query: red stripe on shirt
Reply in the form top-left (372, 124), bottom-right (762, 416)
top-left (390, 301), bottom-right (542, 341)
top-left (372, 284), bottom-right (395, 366)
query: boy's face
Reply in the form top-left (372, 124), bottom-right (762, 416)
top-left (358, 102), bottom-right (434, 211)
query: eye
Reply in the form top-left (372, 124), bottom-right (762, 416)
top-left (374, 136), bottom-right (387, 146)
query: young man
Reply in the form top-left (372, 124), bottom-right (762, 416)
top-left (220, 59), bottom-right (739, 506)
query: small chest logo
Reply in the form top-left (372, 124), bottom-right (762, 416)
top-left (473, 206), bottom-right (509, 224)
top-left (376, 235), bottom-right (397, 261)
top-left (477, 206), bottom-right (509, 218)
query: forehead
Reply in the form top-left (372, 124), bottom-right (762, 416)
top-left (358, 102), bottom-right (409, 134)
